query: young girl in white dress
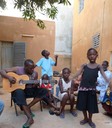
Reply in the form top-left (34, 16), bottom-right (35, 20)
top-left (58, 68), bottom-right (77, 118)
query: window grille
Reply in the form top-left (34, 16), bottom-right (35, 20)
top-left (92, 33), bottom-right (100, 48)
top-left (13, 42), bottom-right (26, 66)
top-left (79, 0), bottom-right (84, 13)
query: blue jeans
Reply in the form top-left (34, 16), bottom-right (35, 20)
top-left (0, 100), bottom-right (4, 115)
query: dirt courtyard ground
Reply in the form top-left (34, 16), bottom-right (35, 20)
top-left (0, 88), bottom-right (112, 128)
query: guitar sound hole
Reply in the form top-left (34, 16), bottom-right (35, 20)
top-left (19, 80), bottom-right (24, 85)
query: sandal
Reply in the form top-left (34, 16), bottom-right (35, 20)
top-left (49, 108), bottom-right (60, 116)
top-left (60, 112), bottom-right (65, 119)
top-left (22, 119), bottom-right (34, 128)
top-left (49, 109), bottom-right (54, 115)
top-left (31, 112), bottom-right (35, 117)
top-left (80, 119), bottom-right (88, 125)
top-left (88, 121), bottom-right (96, 128)
top-left (70, 111), bottom-right (77, 117)
top-left (22, 124), bottom-right (30, 128)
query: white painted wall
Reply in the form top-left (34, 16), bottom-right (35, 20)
top-left (0, 0), bottom-right (74, 56)
top-left (54, 1), bottom-right (74, 56)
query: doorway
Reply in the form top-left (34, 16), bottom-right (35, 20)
top-left (0, 41), bottom-right (13, 69)
top-left (0, 41), bottom-right (13, 87)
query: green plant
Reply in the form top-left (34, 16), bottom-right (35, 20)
top-left (0, 0), bottom-right (71, 29)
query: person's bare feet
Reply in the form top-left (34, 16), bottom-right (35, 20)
top-left (50, 107), bottom-right (60, 112)
top-left (49, 108), bottom-right (60, 116)
top-left (55, 107), bottom-right (60, 111)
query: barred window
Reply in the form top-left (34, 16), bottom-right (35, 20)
top-left (79, 0), bottom-right (84, 13)
top-left (92, 33), bottom-right (100, 48)
top-left (13, 42), bottom-right (26, 66)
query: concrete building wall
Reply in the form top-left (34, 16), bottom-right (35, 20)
top-left (0, 16), bottom-right (56, 77)
top-left (54, 1), bottom-right (74, 71)
top-left (72, 0), bottom-right (112, 72)
top-left (0, 0), bottom-right (74, 72)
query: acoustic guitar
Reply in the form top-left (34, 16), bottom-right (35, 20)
top-left (3, 72), bottom-right (57, 93)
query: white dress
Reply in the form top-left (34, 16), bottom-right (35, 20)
top-left (96, 70), bottom-right (112, 101)
top-left (58, 78), bottom-right (72, 101)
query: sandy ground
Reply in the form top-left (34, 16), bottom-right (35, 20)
top-left (0, 88), bottom-right (112, 128)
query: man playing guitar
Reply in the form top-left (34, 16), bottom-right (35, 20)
top-left (0, 59), bottom-right (58, 128)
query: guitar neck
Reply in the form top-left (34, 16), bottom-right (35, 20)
top-left (22, 79), bottom-right (57, 84)
top-left (22, 80), bottom-right (40, 84)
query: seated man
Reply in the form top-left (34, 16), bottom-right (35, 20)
top-left (0, 59), bottom-right (58, 128)
top-left (96, 61), bottom-right (112, 102)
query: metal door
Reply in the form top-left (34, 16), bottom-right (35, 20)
top-left (0, 41), bottom-right (13, 86)
top-left (0, 42), bottom-right (13, 69)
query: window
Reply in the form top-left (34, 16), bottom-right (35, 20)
top-left (92, 33), bottom-right (100, 48)
top-left (0, 41), bottom-right (13, 69)
top-left (79, 0), bottom-right (84, 13)
top-left (13, 42), bottom-right (26, 66)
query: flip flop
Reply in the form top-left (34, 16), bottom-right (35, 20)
top-left (31, 112), bottom-right (35, 117)
top-left (88, 122), bottom-right (96, 128)
top-left (70, 111), bottom-right (77, 117)
top-left (49, 109), bottom-right (60, 116)
top-left (22, 124), bottom-right (30, 128)
top-left (49, 109), bottom-right (54, 115)
top-left (80, 119), bottom-right (88, 125)
top-left (22, 120), bottom-right (34, 128)
top-left (60, 112), bottom-right (65, 119)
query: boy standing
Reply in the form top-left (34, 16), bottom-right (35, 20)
top-left (36, 50), bottom-right (58, 80)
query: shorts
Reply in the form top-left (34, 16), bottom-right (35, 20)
top-left (12, 87), bottom-right (48, 106)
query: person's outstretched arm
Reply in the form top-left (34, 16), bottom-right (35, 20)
top-left (54, 55), bottom-right (58, 66)
top-left (99, 64), bottom-right (109, 83)
top-left (72, 64), bottom-right (86, 79)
